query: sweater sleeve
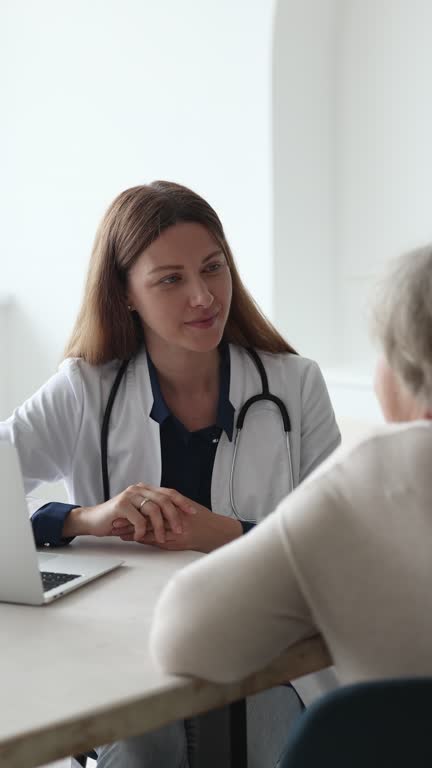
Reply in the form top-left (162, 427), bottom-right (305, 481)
top-left (150, 492), bottom-right (317, 684)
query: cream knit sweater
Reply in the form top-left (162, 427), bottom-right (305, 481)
top-left (151, 421), bottom-right (432, 685)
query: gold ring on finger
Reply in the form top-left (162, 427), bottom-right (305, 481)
top-left (139, 497), bottom-right (151, 513)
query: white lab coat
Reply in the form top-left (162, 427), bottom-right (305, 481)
top-left (0, 344), bottom-right (341, 730)
top-left (0, 345), bottom-right (340, 517)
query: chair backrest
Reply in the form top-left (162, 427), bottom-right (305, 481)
top-left (279, 677), bottom-right (432, 768)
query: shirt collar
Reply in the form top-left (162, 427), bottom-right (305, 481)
top-left (148, 344), bottom-right (235, 441)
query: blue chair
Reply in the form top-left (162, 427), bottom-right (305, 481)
top-left (279, 677), bottom-right (432, 768)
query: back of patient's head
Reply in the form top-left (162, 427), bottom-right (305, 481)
top-left (374, 244), bottom-right (432, 408)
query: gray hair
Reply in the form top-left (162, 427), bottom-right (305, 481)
top-left (373, 244), bottom-right (432, 406)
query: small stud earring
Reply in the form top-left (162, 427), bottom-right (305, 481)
top-left (127, 305), bottom-right (133, 311)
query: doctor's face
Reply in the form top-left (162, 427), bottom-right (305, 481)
top-left (127, 222), bottom-right (232, 356)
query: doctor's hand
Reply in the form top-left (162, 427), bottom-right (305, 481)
top-left (62, 483), bottom-right (196, 543)
top-left (117, 498), bottom-right (243, 553)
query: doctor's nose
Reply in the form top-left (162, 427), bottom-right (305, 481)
top-left (188, 278), bottom-right (214, 308)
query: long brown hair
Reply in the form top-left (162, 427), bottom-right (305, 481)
top-left (64, 181), bottom-right (297, 363)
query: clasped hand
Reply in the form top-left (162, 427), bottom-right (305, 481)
top-left (111, 483), bottom-right (198, 544)
top-left (75, 483), bottom-right (242, 552)
top-left (113, 494), bottom-right (229, 552)
top-left (74, 483), bottom-right (194, 543)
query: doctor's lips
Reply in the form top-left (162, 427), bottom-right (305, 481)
top-left (184, 310), bottom-right (221, 329)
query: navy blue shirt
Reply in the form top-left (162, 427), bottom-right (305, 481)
top-left (32, 348), bottom-right (255, 547)
top-left (149, 347), bottom-right (234, 510)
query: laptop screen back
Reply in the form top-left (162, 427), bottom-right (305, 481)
top-left (0, 441), bottom-right (44, 604)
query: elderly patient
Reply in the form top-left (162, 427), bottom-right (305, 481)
top-left (150, 244), bottom-right (432, 686)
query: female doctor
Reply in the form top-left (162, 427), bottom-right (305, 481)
top-left (0, 181), bottom-right (340, 768)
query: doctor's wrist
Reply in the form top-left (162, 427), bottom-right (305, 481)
top-left (205, 515), bottom-right (243, 553)
top-left (62, 506), bottom-right (88, 537)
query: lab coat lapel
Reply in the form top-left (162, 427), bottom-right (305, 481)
top-left (128, 349), bottom-right (162, 488)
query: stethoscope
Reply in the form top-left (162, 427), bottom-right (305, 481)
top-left (100, 348), bottom-right (293, 521)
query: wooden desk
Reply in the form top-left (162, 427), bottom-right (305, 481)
top-left (0, 537), bottom-right (331, 768)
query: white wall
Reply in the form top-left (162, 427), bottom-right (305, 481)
top-left (273, 0), bottom-right (339, 362)
top-left (1, 0), bottom-right (275, 411)
top-left (0, 297), bottom-right (13, 420)
top-left (273, 0), bottom-right (432, 422)
top-left (338, 0), bottom-right (432, 369)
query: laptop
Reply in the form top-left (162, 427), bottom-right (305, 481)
top-left (0, 440), bottom-right (124, 605)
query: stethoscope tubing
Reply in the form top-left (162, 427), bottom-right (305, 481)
top-left (101, 359), bottom-right (129, 502)
top-left (229, 348), bottom-right (294, 522)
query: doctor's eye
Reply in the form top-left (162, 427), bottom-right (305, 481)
top-left (159, 274), bottom-right (181, 285)
top-left (203, 261), bottom-right (225, 274)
